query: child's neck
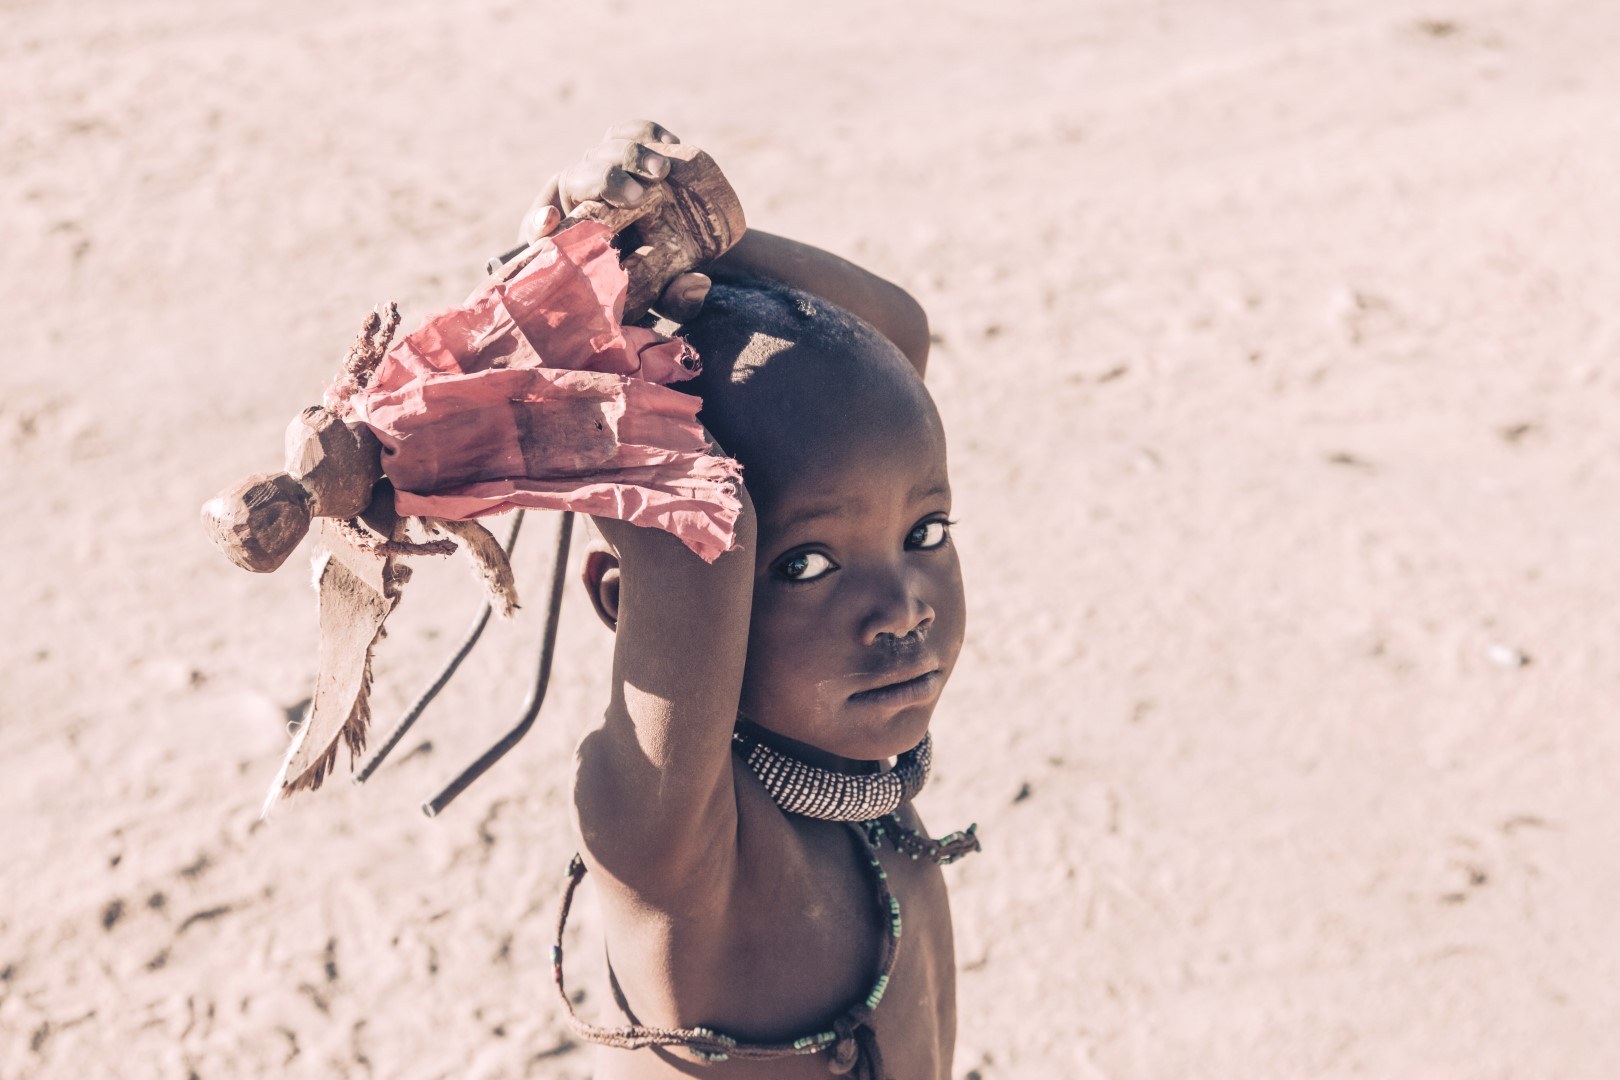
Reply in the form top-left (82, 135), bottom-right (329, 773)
top-left (735, 720), bottom-right (887, 775)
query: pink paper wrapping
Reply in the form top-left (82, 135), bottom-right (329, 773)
top-left (329, 221), bottom-right (740, 563)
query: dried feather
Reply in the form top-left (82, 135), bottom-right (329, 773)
top-left (267, 653), bottom-right (372, 804)
top-left (261, 543), bottom-right (393, 815)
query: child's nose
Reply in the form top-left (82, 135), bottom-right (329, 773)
top-left (859, 571), bottom-right (935, 646)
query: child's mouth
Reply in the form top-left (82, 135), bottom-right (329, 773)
top-left (848, 669), bottom-right (942, 707)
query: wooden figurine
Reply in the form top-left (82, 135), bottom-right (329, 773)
top-left (203, 143), bottom-right (746, 811)
top-left (201, 143), bottom-right (743, 577)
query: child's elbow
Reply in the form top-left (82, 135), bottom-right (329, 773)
top-left (884, 286), bottom-right (931, 377)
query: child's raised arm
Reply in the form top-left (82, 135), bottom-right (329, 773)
top-left (574, 488), bottom-right (756, 906)
top-left (522, 122), bottom-right (758, 905)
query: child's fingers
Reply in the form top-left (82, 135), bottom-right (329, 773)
top-left (518, 177), bottom-right (564, 244)
top-left (605, 118), bottom-right (680, 146)
top-left (541, 126), bottom-right (677, 230)
top-left (591, 138), bottom-right (670, 182)
top-left (653, 272), bottom-right (711, 323)
top-left (562, 141), bottom-right (670, 210)
top-left (561, 163), bottom-right (648, 210)
top-left (558, 157), bottom-right (611, 211)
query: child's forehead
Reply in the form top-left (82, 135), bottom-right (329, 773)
top-left (717, 352), bottom-right (947, 513)
top-left (751, 410), bottom-right (951, 535)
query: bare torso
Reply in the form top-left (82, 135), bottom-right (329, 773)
top-left (583, 766), bottom-right (957, 1080)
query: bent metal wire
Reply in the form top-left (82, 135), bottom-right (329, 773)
top-left (354, 508), bottom-right (574, 816)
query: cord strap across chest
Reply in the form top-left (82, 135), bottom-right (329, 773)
top-left (550, 735), bottom-right (980, 1076)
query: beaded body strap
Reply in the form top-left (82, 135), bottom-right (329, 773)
top-left (552, 824), bottom-right (901, 1078)
top-left (549, 734), bottom-right (982, 1076)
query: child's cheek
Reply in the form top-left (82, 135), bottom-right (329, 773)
top-left (742, 596), bottom-right (843, 729)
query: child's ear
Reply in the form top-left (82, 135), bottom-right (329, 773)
top-left (581, 547), bottom-right (621, 631)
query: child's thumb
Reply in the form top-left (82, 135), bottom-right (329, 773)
top-left (654, 273), bottom-right (711, 323)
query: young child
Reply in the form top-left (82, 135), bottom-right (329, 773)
top-left (526, 121), bottom-right (978, 1080)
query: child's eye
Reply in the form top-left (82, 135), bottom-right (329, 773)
top-left (776, 551), bottom-right (837, 583)
top-left (907, 518), bottom-right (953, 550)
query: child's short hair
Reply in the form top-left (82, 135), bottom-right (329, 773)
top-left (680, 277), bottom-right (867, 375)
top-left (677, 278), bottom-right (923, 485)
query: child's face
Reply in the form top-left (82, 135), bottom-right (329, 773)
top-left (739, 391), bottom-right (966, 766)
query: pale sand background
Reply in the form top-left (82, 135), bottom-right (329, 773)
top-left (3, 1), bottom-right (1618, 1076)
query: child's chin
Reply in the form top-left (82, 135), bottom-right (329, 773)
top-left (846, 702), bottom-right (935, 762)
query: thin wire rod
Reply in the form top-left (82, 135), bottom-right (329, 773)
top-left (353, 510), bottom-right (526, 784)
top-left (423, 510), bottom-right (574, 817)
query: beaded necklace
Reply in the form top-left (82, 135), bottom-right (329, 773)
top-left (731, 728), bottom-right (930, 821)
top-left (550, 733), bottom-right (981, 1078)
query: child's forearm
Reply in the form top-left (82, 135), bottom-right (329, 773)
top-left (710, 230), bottom-right (931, 374)
top-left (573, 482), bottom-right (756, 897)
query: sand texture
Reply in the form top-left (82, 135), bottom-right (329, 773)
top-left (3, 0), bottom-right (1618, 1076)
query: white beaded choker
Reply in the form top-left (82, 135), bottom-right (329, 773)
top-left (731, 729), bottom-right (931, 822)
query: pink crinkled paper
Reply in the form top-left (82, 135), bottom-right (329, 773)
top-left (329, 220), bottom-right (741, 563)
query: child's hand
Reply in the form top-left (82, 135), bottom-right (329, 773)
top-left (519, 120), bottom-right (712, 321)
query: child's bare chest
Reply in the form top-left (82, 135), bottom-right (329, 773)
top-left (592, 800), bottom-right (957, 1079)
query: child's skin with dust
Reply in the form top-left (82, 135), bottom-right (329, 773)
top-left (524, 121), bottom-right (966, 1079)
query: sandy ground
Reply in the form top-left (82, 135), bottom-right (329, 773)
top-left (4, 0), bottom-right (1619, 1076)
